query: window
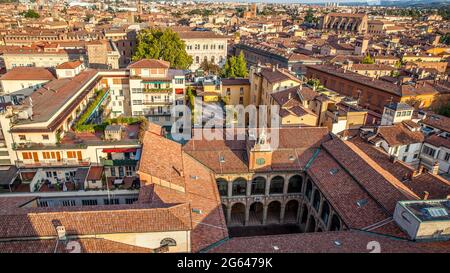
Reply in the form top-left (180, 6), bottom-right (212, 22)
top-left (195, 56), bottom-right (199, 63)
top-left (175, 78), bottom-right (184, 84)
top-left (18, 135), bottom-right (26, 141)
top-left (445, 153), bottom-right (450, 161)
top-left (22, 152), bottom-right (32, 160)
top-left (422, 146), bottom-right (436, 157)
top-left (160, 238), bottom-right (177, 247)
top-left (110, 167), bottom-right (116, 177)
top-left (82, 199), bottom-right (98, 206)
top-left (125, 198), bottom-right (138, 204)
top-left (405, 144), bottom-right (410, 153)
top-left (256, 158), bottom-right (265, 165)
top-left (62, 200), bottom-right (76, 207)
top-left (402, 155), bottom-right (407, 161)
top-left (240, 87), bottom-right (244, 95)
top-left (67, 151), bottom-right (77, 158)
top-left (42, 134), bottom-right (49, 140)
top-left (132, 100), bottom-right (142, 105)
top-left (104, 198), bottom-right (120, 205)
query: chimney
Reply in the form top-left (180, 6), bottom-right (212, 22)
top-left (418, 164), bottom-right (425, 175)
top-left (423, 191), bottom-right (429, 200)
top-left (431, 161), bottom-right (439, 175)
top-left (389, 154), bottom-right (397, 163)
top-left (288, 92), bottom-right (291, 100)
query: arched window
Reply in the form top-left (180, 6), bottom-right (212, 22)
top-left (321, 201), bottom-right (330, 225)
top-left (288, 175), bottom-right (303, 193)
top-left (251, 177), bottom-right (266, 195)
top-left (232, 178), bottom-right (247, 196)
top-left (305, 179), bottom-right (312, 200)
top-left (217, 178), bottom-right (228, 196)
top-left (269, 176), bottom-right (284, 194)
top-left (160, 238), bottom-right (177, 247)
top-left (312, 190), bottom-right (321, 211)
top-left (330, 215), bottom-right (341, 231)
top-left (195, 56), bottom-right (199, 64)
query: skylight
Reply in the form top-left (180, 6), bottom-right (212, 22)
top-left (424, 207), bottom-right (448, 218)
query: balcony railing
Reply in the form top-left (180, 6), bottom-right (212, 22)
top-left (143, 88), bottom-right (172, 93)
top-left (16, 158), bottom-right (91, 168)
top-left (143, 100), bottom-right (173, 105)
top-left (100, 158), bottom-right (138, 166)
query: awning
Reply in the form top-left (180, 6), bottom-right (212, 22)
top-left (102, 148), bottom-right (137, 153)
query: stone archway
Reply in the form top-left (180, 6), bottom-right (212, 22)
top-left (269, 176), bottom-right (284, 194)
top-left (267, 200), bottom-right (282, 224)
top-left (248, 202), bottom-right (264, 225)
top-left (232, 178), bottom-right (247, 196)
top-left (284, 200), bottom-right (299, 223)
top-left (251, 176), bottom-right (266, 195)
top-left (288, 175), bottom-right (303, 193)
top-left (230, 203), bottom-right (245, 226)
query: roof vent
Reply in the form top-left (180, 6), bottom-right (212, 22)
top-left (330, 168), bottom-right (339, 175)
top-left (190, 175), bottom-right (199, 180)
top-left (356, 199), bottom-right (368, 208)
top-left (273, 246), bottom-right (280, 251)
top-left (219, 155), bottom-right (225, 163)
top-left (289, 155), bottom-right (296, 161)
top-left (334, 240), bottom-right (342, 246)
top-left (192, 208), bottom-right (203, 214)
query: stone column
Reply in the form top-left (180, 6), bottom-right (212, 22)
top-left (246, 179), bottom-right (252, 197)
top-left (265, 177), bottom-right (271, 196)
top-left (226, 205), bottom-right (232, 224)
top-left (262, 203), bottom-right (268, 225)
top-left (280, 203), bottom-right (286, 224)
top-left (283, 176), bottom-right (289, 195)
top-left (296, 202), bottom-right (302, 223)
top-left (244, 204), bottom-right (250, 226)
top-left (227, 181), bottom-right (232, 198)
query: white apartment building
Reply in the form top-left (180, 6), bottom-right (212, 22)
top-left (128, 59), bottom-right (186, 126)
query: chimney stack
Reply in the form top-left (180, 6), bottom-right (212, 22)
top-left (423, 191), bottom-right (429, 200)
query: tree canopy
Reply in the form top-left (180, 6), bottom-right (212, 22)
top-left (221, 52), bottom-right (248, 78)
top-left (132, 28), bottom-right (193, 70)
top-left (362, 54), bottom-right (375, 64)
top-left (199, 59), bottom-right (220, 75)
top-left (21, 10), bottom-right (40, 19)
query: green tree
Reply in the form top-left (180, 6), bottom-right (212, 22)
top-left (235, 52), bottom-right (248, 78)
top-left (362, 54), bottom-right (375, 64)
top-left (304, 9), bottom-right (315, 24)
top-left (221, 53), bottom-right (248, 78)
top-left (133, 28), bottom-right (193, 70)
top-left (21, 9), bottom-right (40, 19)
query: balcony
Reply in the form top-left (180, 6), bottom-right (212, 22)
top-left (143, 99), bottom-right (173, 105)
top-left (101, 158), bottom-right (138, 166)
top-left (16, 158), bottom-right (91, 168)
top-left (143, 88), bottom-right (172, 93)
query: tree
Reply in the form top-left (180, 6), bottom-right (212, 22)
top-left (199, 59), bottom-right (220, 75)
top-left (362, 54), bottom-right (375, 64)
top-left (221, 53), bottom-right (248, 78)
top-left (133, 28), bottom-right (193, 70)
top-left (21, 9), bottom-right (40, 19)
top-left (304, 9), bottom-right (315, 24)
top-left (235, 52), bottom-right (248, 78)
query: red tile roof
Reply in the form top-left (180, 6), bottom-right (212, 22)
top-left (127, 59), bottom-right (170, 69)
top-left (0, 67), bottom-right (55, 81)
top-left (207, 230), bottom-right (450, 253)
